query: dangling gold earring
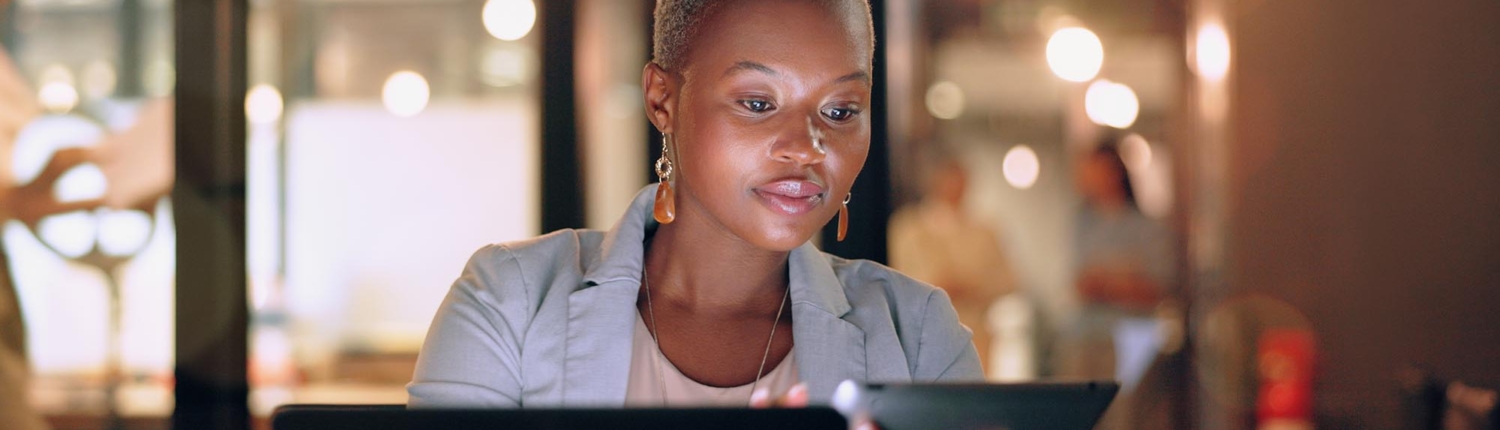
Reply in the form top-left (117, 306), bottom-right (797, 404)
top-left (653, 134), bottom-right (676, 224)
top-left (837, 193), bottom-right (851, 242)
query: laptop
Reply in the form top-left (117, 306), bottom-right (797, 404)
top-left (832, 381), bottom-right (1120, 430)
top-left (272, 381), bottom-right (1117, 430)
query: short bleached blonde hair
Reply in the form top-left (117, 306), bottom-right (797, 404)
top-left (651, 0), bottom-right (875, 73)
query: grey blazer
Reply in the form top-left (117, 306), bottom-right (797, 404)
top-left (407, 185), bottom-right (983, 408)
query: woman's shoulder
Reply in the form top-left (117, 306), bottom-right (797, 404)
top-left (484, 228), bottom-right (609, 263)
top-left (824, 254), bottom-right (946, 305)
top-left (821, 254), bottom-right (983, 380)
top-left (822, 254), bottom-right (963, 338)
top-left (456, 228), bottom-right (609, 299)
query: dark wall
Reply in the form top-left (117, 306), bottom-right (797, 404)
top-left (1230, 0), bottom-right (1500, 427)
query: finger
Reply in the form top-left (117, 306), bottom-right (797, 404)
top-left (47, 198), bottom-right (104, 215)
top-left (14, 198), bottom-right (101, 227)
top-left (782, 383), bottom-right (809, 408)
top-left (749, 388), bottom-right (772, 408)
top-left (851, 417), bottom-right (879, 430)
top-left (52, 147), bottom-right (97, 165)
top-left (33, 147), bottom-right (93, 185)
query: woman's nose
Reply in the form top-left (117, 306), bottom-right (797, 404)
top-left (770, 116), bottom-right (828, 166)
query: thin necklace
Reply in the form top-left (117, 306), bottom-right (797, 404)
top-left (641, 268), bottom-right (790, 406)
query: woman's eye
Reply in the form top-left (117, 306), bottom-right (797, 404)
top-left (823, 106), bottom-right (860, 122)
top-left (740, 100), bottom-right (774, 113)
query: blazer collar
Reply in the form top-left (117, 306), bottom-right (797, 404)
top-left (788, 240), bottom-right (863, 402)
top-left (566, 184), bottom-right (863, 405)
top-left (585, 184), bottom-right (853, 315)
top-left (580, 185), bottom-right (657, 288)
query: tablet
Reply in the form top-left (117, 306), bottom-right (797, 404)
top-left (831, 381), bottom-right (1120, 430)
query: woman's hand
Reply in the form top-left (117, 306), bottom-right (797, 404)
top-left (750, 383), bottom-right (877, 430)
top-left (0, 148), bottom-right (103, 227)
top-left (91, 100), bottom-right (174, 211)
top-left (749, 383), bottom-right (810, 408)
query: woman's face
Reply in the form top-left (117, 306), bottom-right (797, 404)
top-left (646, 0), bottom-right (873, 251)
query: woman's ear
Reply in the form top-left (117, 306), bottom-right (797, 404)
top-left (642, 62), bottom-right (676, 135)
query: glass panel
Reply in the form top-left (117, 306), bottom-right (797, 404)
top-left (576, 0), bottom-right (649, 230)
top-left (245, 0), bottom-right (542, 418)
top-left (2, 0), bottom-right (176, 428)
top-left (887, 0), bottom-right (1186, 427)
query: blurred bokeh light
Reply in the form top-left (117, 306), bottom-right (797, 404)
top-left (482, 0), bottom-right (537, 41)
top-left (1046, 27), bottom-right (1103, 82)
top-left (1120, 133), bottom-right (1153, 172)
top-left (246, 84), bottom-right (285, 125)
top-left (1084, 79), bottom-right (1139, 129)
top-left (1196, 22), bottom-right (1231, 81)
top-left (925, 80), bottom-right (967, 120)
top-left (382, 71), bottom-right (431, 117)
top-left (1002, 145), bottom-right (1040, 190)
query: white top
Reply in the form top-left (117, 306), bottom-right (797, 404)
top-left (624, 313), bottom-right (800, 407)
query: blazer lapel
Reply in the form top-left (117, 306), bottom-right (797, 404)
top-left (562, 280), bottom-right (638, 406)
top-left (788, 243), bottom-right (869, 403)
top-left (791, 303), bottom-right (867, 403)
top-left (563, 186), bottom-right (657, 406)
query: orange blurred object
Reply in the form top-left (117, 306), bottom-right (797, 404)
top-left (1257, 328), bottom-right (1316, 429)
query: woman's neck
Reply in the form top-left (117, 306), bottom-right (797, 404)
top-left (643, 202), bottom-right (791, 316)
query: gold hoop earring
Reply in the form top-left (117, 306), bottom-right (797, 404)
top-left (653, 134), bottom-right (676, 224)
top-left (837, 193), bottom-right (851, 242)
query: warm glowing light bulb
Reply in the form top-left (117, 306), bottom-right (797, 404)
top-left (1084, 79), bottom-right (1139, 129)
top-left (382, 71), bottom-right (430, 117)
top-left (1046, 27), bottom-right (1104, 82)
top-left (483, 0), bottom-right (537, 41)
top-left (1196, 23), bottom-right (1231, 81)
top-left (246, 84), bottom-right (284, 125)
top-left (1003, 145), bottom-right (1041, 190)
top-left (1120, 133), bottom-right (1153, 171)
top-left (37, 64), bottom-right (78, 113)
top-left (39, 82), bottom-right (79, 113)
top-left (925, 81), bottom-right (966, 120)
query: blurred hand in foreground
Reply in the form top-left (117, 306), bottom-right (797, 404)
top-left (750, 383), bottom-right (876, 430)
top-left (0, 148), bottom-right (102, 227)
top-left (91, 100), bottom-right (174, 211)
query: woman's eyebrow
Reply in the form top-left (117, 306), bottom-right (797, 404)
top-left (722, 61), bottom-right (871, 86)
top-left (723, 61), bottom-right (779, 78)
top-left (832, 71), bottom-right (871, 86)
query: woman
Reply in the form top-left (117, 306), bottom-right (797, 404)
top-left (1058, 142), bottom-right (1175, 428)
top-left (408, 0), bottom-right (982, 408)
top-left (888, 155), bottom-right (1017, 376)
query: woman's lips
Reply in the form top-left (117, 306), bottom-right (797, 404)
top-left (754, 180), bottom-right (825, 215)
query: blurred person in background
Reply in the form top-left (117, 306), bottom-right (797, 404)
top-left (1057, 139), bottom-right (1176, 429)
top-left (889, 151), bottom-right (1017, 376)
top-left (0, 38), bottom-right (173, 429)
